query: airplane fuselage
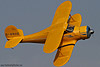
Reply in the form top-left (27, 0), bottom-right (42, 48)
top-left (21, 25), bottom-right (90, 44)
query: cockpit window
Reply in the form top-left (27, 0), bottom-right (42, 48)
top-left (64, 24), bottom-right (75, 34)
top-left (66, 26), bottom-right (74, 32)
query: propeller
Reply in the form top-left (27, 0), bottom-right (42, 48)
top-left (87, 26), bottom-right (94, 38)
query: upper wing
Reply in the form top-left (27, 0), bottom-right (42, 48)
top-left (43, 23), bottom-right (65, 53)
top-left (51, 1), bottom-right (72, 25)
top-left (68, 13), bottom-right (82, 26)
top-left (43, 1), bottom-right (72, 53)
top-left (53, 40), bottom-right (77, 66)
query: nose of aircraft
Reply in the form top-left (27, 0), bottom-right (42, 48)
top-left (89, 29), bottom-right (94, 34)
top-left (87, 26), bottom-right (94, 38)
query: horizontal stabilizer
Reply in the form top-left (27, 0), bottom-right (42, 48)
top-left (5, 37), bottom-right (23, 48)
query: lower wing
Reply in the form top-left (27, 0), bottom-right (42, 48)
top-left (53, 40), bottom-right (77, 66)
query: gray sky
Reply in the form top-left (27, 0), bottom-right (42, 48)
top-left (0, 0), bottom-right (100, 67)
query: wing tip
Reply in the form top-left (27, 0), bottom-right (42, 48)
top-left (53, 56), bottom-right (70, 66)
top-left (53, 58), bottom-right (69, 66)
top-left (73, 13), bottom-right (82, 22)
top-left (43, 48), bottom-right (55, 53)
top-left (62, 1), bottom-right (72, 7)
top-left (64, 1), bottom-right (72, 4)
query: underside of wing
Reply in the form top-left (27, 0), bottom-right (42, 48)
top-left (68, 13), bottom-right (82, 26)
top-left (43, 1), bottom-right (72, 53)
top-left (53, 40), bottom-right (77, 66)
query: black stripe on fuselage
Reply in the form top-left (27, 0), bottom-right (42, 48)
top-left (58, 44), bottom-right (75, 49)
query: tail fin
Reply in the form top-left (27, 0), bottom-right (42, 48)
top-left (5, 25), bottom-right (24, 48)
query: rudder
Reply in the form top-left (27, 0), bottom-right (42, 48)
top-left (5, 25), bottom-right (24, 40)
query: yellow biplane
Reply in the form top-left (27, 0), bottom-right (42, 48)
top-left (4, 1), bottom-right (94, 66)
